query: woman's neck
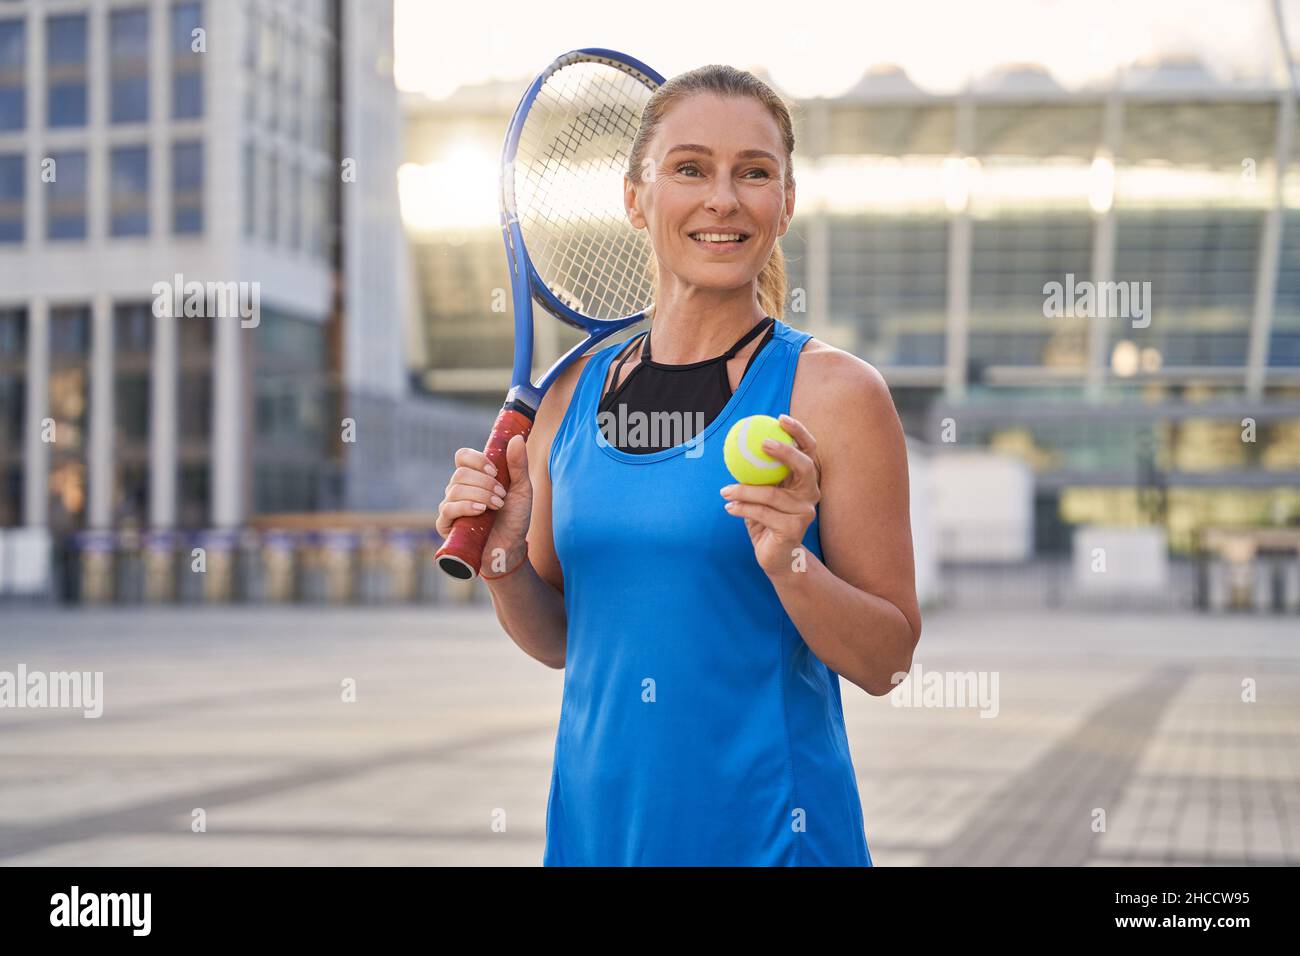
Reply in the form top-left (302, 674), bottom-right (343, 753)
top-left (646, 301), bottom-right (768, 365)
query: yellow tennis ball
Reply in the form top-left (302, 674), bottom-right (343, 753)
top-left (724, 414), bottom-right (795, 485)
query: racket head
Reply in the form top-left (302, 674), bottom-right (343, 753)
top-left (435, 49), bottom-right (664, 582)
top-left (500, 48), bottom-right (665, 392)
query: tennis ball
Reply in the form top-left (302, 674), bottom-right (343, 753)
top-left (724, 414), bottom-right (795, 485)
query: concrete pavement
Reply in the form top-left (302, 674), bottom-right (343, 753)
top-left (1, 606), bottom-right (1296, 866)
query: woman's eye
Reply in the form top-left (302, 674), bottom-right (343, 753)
top-left (673, 163), bottom-right (770, 179)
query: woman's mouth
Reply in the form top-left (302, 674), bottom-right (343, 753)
top-left (689, 231), bottom-right (750, 252)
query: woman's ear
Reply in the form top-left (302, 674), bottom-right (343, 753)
top-left (624, 175), bottom-right (646, 229)
top-left (778, 180), bottom-right (795, 236)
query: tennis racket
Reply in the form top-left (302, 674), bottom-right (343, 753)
top-left (435, 48), bottom-right (665, 580)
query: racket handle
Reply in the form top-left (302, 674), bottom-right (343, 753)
top-left (436, 407), bottom-right (535, 580)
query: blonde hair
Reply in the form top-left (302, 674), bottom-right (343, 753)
top-left (626, 64), bottom-right (796, 320)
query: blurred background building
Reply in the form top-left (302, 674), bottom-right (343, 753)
top-left (1, 0), bottom-right (1298, 609)
top-left (0, 0), bottom-right (484, 602)
top-left (401, 43), bottom-right (1300, 612)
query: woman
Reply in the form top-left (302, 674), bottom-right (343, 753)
top-left (436, 64), bottom-right (920, 866)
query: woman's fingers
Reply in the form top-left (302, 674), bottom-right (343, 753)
top-left (722, 498), bottom-right (811, 537)
top-left (447, 482), bottom-right (506, 510)
top-left (445, 465), bottom-right (508, 501)
top-left (437, 497), bottom-right (490, 536)
top-left (721, 482), bottom-right (816, 519)
top-left (453, 445), bottom-right (499, 478)
top-left (774, 414), bottom-right (821, 486)
top-left (758, 434), bottom-right (817, 489)
top-left (776, 413), bottom-right (816, 454)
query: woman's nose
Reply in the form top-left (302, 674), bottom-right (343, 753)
top-left (705, 180), bottom-right (740, 216)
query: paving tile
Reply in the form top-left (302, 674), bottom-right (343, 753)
top-left (2, 607), bottom-right (1298, 866)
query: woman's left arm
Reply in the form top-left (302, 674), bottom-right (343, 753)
top-left (720, 354), bottom-right (921, 696)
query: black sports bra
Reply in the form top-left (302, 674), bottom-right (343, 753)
top-left (597, 317), bottom-right (775, 453)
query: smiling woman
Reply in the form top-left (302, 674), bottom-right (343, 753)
top-left (450, 61), bottom-right (921, 868)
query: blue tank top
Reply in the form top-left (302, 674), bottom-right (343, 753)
top-left (545, 317), bottom-right (873, 866)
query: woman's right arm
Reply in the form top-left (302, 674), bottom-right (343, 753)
top-left (436, 360), bottom-right (585, 669)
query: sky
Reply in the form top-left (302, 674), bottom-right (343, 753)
top-left (394, 0), bottom-right (1293, 101)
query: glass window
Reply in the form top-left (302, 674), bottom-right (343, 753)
top-left (46, 14), bottom-right (87, 128)
top-left (242, 2), bottom-right (256, 69)
top-left (968, 213), bottom-right (1092, 371)
top-left (319, 45), bottom-right (334, 152)
top-left (46, 150), bottom-right (86, 240)
top-left (0, 152), bottom-right (21, 242)
top-left (172, 67), bottom-right (201, 119)
top-left (288, 160), bottom-right (301, 250)
top-left (110, 146), bottom-right (149, 237)
top-left (113, 459), bottom-right (149, 526)
top-left (1114, 209), bottom-right (1258, 370)
top-left (241, 2), bottom-right (256, 121)
top-left (317, 171), bottom-right (330, 261)
top-left (265, 151), bottom-right (278, 244)
top-left (0, 462), bottom-right (22, 529)
top-left (114, 374), bottom-right (150, 442)
top-left (827, 215), bottom-right (950, 367)
top-left (171, 2), bottom-right (204, 119)
top-left (242, 141), bottom-right (255, 237)
top-left (113, 303), bottom-right (152, 354)
top-left (50, 305), bottom-right (90, 356)
top-left (110, 8), bottom-right (149, 124)
top-left (110, 10), bottom-right (149, 61)
top-left (0, 370), bottom-right (24, 449)
top-left (0, 18), bottom-right (24, 131)
top-left (172, 140), bottom-right (202, 234)
top-left (178, 462), bottom-right (208, 528)
top-left (283, 28), bottom-right (298, 140)
top-left (46, 14), bottom-right (87, 64)
top-left (179, 314), bottom-right (214, 355)
top-left (261, 15), bottom-right (278, 131)
top-left (179, 373), bottom-right (211, 439)
top-left (0, 306), bottom-right (26, 356)
top-left (1271, 210), bottom-right (1300, 367)
top-left (171, 1), bottom-right (202, 54)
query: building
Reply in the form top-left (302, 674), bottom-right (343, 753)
top-left (0, 0), bottom-right (471, 561)
top-left (401, 55), bottom-right (1300, 561)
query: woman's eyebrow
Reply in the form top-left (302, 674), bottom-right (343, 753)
top-left (664, 144), bottom-right (778, 163)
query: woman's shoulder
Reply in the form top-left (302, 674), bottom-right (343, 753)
top-left (792, 335), bottom-right (890, 402)
top-left (790, 335), bottom-right (896, 438)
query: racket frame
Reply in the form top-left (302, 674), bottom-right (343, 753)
top-left (436, 48), bottom-right (665, 580)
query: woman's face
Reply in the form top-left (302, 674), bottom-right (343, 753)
top-left (626, 93), bottom-right (794, 297)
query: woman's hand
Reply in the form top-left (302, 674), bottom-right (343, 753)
top-left (436, 434), bottom-right (534, 569)
top-left (720, 413), bottom-right (821, 578)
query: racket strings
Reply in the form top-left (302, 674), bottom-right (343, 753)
top-left (514, 62), bottom-right (657, 322)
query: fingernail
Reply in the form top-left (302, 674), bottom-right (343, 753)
top-left (763, 439), bottom-right (779, 449)
top-left (720, 484), bottom-right (737, 495)
top-left (725, 501), bottom-right (738, 511)
top-left (472, 502), bottom-right (486, 510)
top-left (485, 463), bottom-right (498, 477)
top-left (495, 484), bottom-right (507, 498)
top-left (490, 495), bottom-right (504, 508)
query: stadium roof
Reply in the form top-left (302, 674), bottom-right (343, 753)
top-left (844, 64), bottom-right (927, 99)
top-left (410, 53), bottom-right (1288, 118)
top-left (971, 63), bottom-right (1066, 95)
